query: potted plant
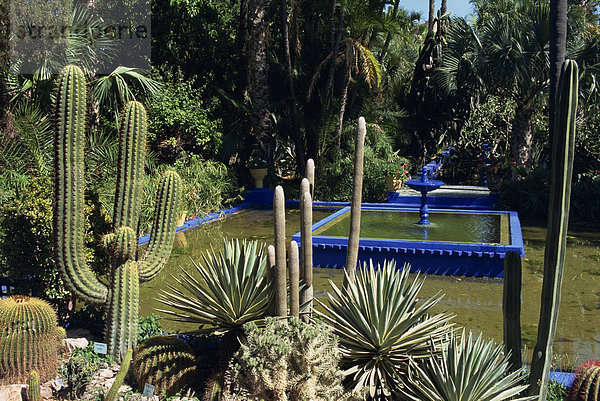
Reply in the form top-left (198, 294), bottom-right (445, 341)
top-left (248, 157), bottom-right (269, 188)
top-left (384, 159), bottom-right (411, 192)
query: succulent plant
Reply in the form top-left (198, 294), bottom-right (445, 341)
top-left (27, 370), bottom-right (42, 401)
top-left (132, 336), bottom-right (197, 396)
top-left (317, 260), bottom-right (453, 398)
top-left (528, 59), bottom-right (578, 397)
top-left (104, 348), bottom-right (132, 401)
top-left (53, 65), bottom-right (182, 361)
top-left (406, 330), bottom-right (535, 401)
top-left (0, 295), bottom-right (62, 384)
top-left (565, 360), bottom-right (600, 401)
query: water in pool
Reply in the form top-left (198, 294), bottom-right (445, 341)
top-left (315, 210), bottom-right (505, 243)
top-left (140, 208), bottom-right (600, 366)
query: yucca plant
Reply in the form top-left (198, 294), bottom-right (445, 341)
top-left (157, 238), bottom-right (271, 340)
top-left (406, 330), bottom-right (535, 401)
top-left (317, 261), bottom-right (453, 399)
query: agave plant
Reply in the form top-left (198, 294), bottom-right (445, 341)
top-left (157, 238), bottom-right (271, 340)
top-left (317, 260), bottom-right (453, 399)
top-left (406, 330), bottom-right (535, 401)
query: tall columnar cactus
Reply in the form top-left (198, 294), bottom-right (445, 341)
top-left (566, 360), bottom-right (600, 401)
top-left (53, 65), bottom-right (182, 361)
top-left (300, 189), bottom-right (313, 321)
top-left (288, 241), bottom-right (300, 318)
top-left (306, 158), bottom-right (315, 199)
top-left (273, 186), bottom-right (287, 316)
top-left (528, 60), bottom-right (578, 399)
top-left (27, 371), bottom-right (42, 401)
top-left (344, 117), bottom-right (366, 286)
top-left (132, 336), bottom-right (197, 396)
top-left (0, 296), bottom-right (62, 384)
top-left (502, 250), bottom-right (522, 372)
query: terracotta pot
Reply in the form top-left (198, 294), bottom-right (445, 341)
top-left (385, 175), bottom-right (403, 192)
top-left (250, 168), bottom-right (268, 188)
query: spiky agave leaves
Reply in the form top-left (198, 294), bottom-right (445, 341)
top-left (157, 238), bottom-right (271, 339)
top-left (406, 330), bottom-right (535, 401)
top-left (317, 261), bottom-right (453, 399)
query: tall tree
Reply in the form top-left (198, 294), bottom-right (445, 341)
top-left (548, 0), bottom-right (567, 154)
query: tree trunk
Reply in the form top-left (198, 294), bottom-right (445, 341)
top-left (441, 0), bottom-right (447, 16)
top-left (510, 102), bottom-right (534, 169)
top-left (335, 45), bottom-right (351, 150)
top-left (379, 0), bottom-right (400, 63)
top-left (0, 0), bottom-right (14, 137)
top-left (428, 0), bottom-right (436, 34)
top-left (548, 0), bottom-right (567, 155)
top-left (247, 0), bottom-right (273, 153)
top-left (325, 4), bottom-right (345, 98)
top-left (281, 0), bottom-right (305, 173)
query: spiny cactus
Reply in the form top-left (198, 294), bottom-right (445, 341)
top-left (528, 60), bottom-right (578, 398)
top-left (232, 317), bottom-right (356, 401)
top-left (306, 158), bottom-right (315, 199)
top-left (344, 117), bottom-right (367, 286)
top-left (104, 348), bottom-right (133, 401)
top-left (27, 370), bottom-right (42, 401)
top-left (566, 360), bottom-right (600, 401)
top-left (132, 336), bottom-right (197, 396)
top-left (288, 241), bottom-right (300, 318)
top-left (300, 189), bottom-right (313, 321)
top-left (273, 186), bottom-right (287, 317)
top-left (53, 65), bottom-right (182, 361)
top-left (0, 296), bottom-right (62, 384)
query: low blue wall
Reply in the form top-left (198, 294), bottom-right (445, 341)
top-left (387, 192), bottom-right (499, 209)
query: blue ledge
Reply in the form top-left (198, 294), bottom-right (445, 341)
top-left (387, 192), bottom-right (499, 210)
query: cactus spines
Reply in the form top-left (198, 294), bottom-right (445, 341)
top-left (0, 296), bottom-right (61, 384)
top-left (273, 186), bottom-right (287, 316)
top-left (27, 370), bottom-right (41, 401)
top-left (54, 64), bottom-right (108, 305)
top-left (288, 241), bottom-right (300, 318)
top-left (104, 348), bottom-right (133, 401)
top-left (344, 117), bottom-right (366, 286)
top-left (566, 360), bottom-right (600, 401)
top-left (300, 178), bottom-right (310, 199)
top-left (53, 65), bottom-right (182, 361)
top-left (300, 191), bottom-right (313, 321)
top-left (306, 159), bottom-right (315, 198)
top-left (528, 59), bottom-right (578, 398)
top-left (132, 336), bottom-right (197, 396)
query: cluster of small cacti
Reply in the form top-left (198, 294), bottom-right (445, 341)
top-left (132, 336), bottom-right (197, 396)
top-left (0, 295), bottom-right (62, 384)
top-left (232, 317), bottom-right (357, 401)
top-left (53, 65), bottom-right (182, 361)
top-left (270, 159), bottom-right (316, 318)
top-left (566, 360), bottom-right (600, 401)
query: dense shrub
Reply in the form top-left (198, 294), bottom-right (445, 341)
top-left (147, 73), bottom-right (223, 161)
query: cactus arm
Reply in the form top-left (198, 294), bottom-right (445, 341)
top-left (528, 60), bottom-right (578, 398)
top-left (106, 260), bottom-right (139, 361)
top-left (53, 65), bottom-right (108, 305)
top-left (288, 241), bottom-right (300, 318)
top-left (113, 101), bottom-right (148, 231)
top-left (28, 370), bottom-right (41, 401)
top-left (273, 186), bottom-right (287, 317)
top-left (138, 170), bottom-right (182, 282)
top-left (104, 348), bottom-right (132, 401)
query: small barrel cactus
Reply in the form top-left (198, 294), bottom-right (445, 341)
top-left (27, 370), bottom-right (42, 401)
top-left (132, 336), bottom-right (197, 396)
top-left (0, 295), bottom-right (62, 384)
top-left (566, 360), bottom-right (600, 401)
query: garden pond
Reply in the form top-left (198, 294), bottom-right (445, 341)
top-left (139, 208), bottom-right (600, 366)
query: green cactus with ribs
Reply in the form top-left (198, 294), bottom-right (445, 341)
top-left (53, 65), bottom-right (182, 361)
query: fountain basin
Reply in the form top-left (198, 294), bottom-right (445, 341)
top-left (291, 205), bottom-right (525, 278)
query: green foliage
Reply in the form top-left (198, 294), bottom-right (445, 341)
top-left (406, 330), bottom-right (534, 401)
top-left (132, 336), bottom-right (197, 396)
top-left (138, 314), bottom-right (164, 343)
top-left (565, 360), bottom-right (600, 401)
top-left (232, 317), bottom-right (358, 401)
top-left (157, 238), bottom-right (270, 339)
top-left (147, 73), bottom-right (222, 161)
top-left (0, 296), bottom-right (62, 384)
top-left (317, 261), bottom-right (453, 398)
top-left (60, 351), bottom-right (101, 399)
top-left (546, 378), bottom-right (567, 401)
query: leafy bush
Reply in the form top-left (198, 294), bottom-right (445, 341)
top-left (138, 314), bottom-right (164, 343)
top-left (231, 317), bottom-right (359, 401)
top-left (147, 73), bottom-right (223, 161)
